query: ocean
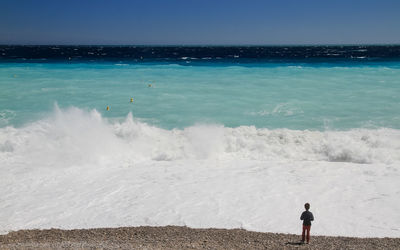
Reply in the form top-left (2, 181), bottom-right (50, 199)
top-left (1, 46), bottom-right (399, 237)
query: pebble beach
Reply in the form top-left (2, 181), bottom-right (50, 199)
top-left (1, 226), bottom-right (399, 250)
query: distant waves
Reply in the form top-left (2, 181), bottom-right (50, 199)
top-left (1, 45), bottom-right (400, 62)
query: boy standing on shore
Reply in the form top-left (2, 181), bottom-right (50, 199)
top-left (300, 203), bottom-right (314, 244)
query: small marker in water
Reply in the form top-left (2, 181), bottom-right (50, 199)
top-left (130, 98), bottom-right (134, 103)
top-left (148, 84), bottom-right (152, 87)
top-left (106, 106), bottom-right (110, 111)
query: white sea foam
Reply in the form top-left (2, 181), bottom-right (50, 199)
top-left (1, 106), bottom-right (399, 165)
top-left (0, 106), bottom-right (399, 236)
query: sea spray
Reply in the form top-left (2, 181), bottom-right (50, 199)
top-left (1, 107), bottom-right (399, 170)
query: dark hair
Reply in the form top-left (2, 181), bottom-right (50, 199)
top-left (304, 203), bottom-right (310, 210)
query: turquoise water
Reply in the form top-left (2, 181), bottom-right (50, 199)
top-left (1, 62), bottom-right (399, 130)
top-left (2, 48), bottom-right (400, 237)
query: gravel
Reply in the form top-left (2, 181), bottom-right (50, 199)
top-left (1, 226), bottom-right (399, 249)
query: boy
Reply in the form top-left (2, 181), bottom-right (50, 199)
top-left (300, 203), bottom-right (314, 244)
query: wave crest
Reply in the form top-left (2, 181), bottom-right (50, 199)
top-left (0, 107), bottom-right (399, 169)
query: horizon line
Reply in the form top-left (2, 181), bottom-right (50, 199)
top-left (1, 43), bottom-right (400, 47)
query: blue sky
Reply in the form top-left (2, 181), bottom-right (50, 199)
top-left (1, 0), bottom-right (399, 45)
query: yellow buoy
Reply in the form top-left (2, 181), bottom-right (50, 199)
top-left (148, 84), bottom-right (152, 88)
top-left (106, 106), bottom-right (110, 111)
top-left (130, 98), bottom-right (134, 103)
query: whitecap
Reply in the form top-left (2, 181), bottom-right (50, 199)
top-left (1, 106), bottom-right (398, 167)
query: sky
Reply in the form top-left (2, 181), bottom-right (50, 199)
top-left (1, 0), bottom-right (399, 45)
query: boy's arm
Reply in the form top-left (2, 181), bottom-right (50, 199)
top-left (300, 212), bottom-right (304, 220)
top-left (311, 213), bottom-right (314, 221)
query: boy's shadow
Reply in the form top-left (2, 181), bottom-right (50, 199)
top-left (285, 241), bottom-right (305, 246)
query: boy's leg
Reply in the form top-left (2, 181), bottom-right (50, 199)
top-left (306, 226), bottom-right (311, 243)
top-left (301, 225), bottom-right (306, 242)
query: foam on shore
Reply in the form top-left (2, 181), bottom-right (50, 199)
top-left (1, 107), bottom-right (399, 237)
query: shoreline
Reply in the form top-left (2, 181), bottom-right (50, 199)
top-left (1, 226), bottom-right (399, 249)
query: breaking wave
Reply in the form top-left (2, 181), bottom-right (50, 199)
top-left (1, 106), bottom-right (399, 169)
